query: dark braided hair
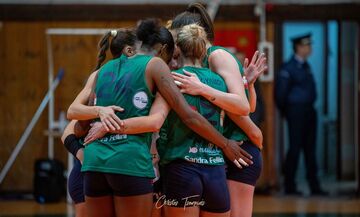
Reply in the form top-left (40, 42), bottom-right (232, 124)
top-left (95, 29), bottom-right (136, 70)
top-left (95, 31), bottom-right (111, 70)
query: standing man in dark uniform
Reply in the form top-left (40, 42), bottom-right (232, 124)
top-left (275, 33), bottom-right (327, 196)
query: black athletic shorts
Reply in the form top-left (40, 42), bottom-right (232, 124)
top-left (84, 171), bottom-right (153, 197)
top-left (162, 160), bottom-right (230, 213)
top-left (226, 141), bottom-right (262, 186)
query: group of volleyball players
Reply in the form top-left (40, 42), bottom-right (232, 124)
top-left (62, 3), bottom-right (267, 217)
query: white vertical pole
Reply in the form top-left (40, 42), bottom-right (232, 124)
top-left (0, 70), bottom-right (64, 184)
top-left (45, 28), bottom-right (113, 203)
top-left (256, 0), bottom-right (274, 82)
top-left (46, 34), bottom-right (55, 159)
top-left (258, 0), bottom-right (266, 44)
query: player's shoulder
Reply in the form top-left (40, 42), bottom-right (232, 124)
top-left (208, 49), bottom-right (235, 65)
top-left (147, 56), bottom-right (167, 68)
top-left (209, 46), bottom-right (231, 57)
top-left (146, 57), bottom-right (169, 75)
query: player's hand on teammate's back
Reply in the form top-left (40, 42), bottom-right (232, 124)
top-left (98, 105), bottom-right (124, 131)
top-left (222, 139), bottom-right (253, 168)
top-left (171, 70), bottom-right (204, 95)
top-left (84, 122), bottom-right (108, 145)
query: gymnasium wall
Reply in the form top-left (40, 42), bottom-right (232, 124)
top-left (0, 21), bottom-right (136, 191)
top-left (0, 20), bottom-right (277, 192)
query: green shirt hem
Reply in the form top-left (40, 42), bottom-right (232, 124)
top-left (81, 166), bottom-right (155, 179)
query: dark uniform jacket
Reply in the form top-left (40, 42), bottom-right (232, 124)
top-left (275, 55), bottom-right (317, 114)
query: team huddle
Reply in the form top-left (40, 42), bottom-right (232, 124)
top-left (62, 3), bottom-right (267, 217)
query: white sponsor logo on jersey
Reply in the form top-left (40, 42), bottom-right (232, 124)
top-left (133, 91), bottom-right (148, 109)
top-left (189, 147), bottom-right (198, 153)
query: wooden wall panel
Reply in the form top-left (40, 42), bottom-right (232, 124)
top-left (0, 20), bottom-right (278, 192)
top-left (0, 22), bottom-right (48, 191)
top-left (0, 21), bottom-right (135, 191)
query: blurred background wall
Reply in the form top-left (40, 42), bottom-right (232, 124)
top-left (0, 0), bottom-right (359, 195)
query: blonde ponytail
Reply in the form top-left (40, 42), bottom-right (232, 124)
top-left (177, 24), bottom-right (207, 60)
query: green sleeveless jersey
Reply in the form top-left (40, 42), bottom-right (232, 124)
top-left (157, 66), bottom-right (227, 166)
top-left (81, 54), bottom-right (156, 178)
top-left (203, 46), bottom-right (248, 142)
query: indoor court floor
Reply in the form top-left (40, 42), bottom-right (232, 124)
top-left (1, 195), bottom-right (360, 217)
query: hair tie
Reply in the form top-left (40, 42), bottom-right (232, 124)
top-left (110, 30), bottom-right (117, 37)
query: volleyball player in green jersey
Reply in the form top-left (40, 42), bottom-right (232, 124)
top-left (156, 23), bottom-right (232, 217)
top-left (169, 3), bottom-right (267, 217)
top-left (67, 21), bottom-right (171, 217)
top-left (67, 19), bottom-right (252, 217)
top-left (66, 25), bottom-right (171, 217)
top-left (62, 28), bottom-right (138, 217)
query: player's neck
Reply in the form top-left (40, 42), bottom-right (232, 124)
top-left (182, 57), bottom-right (202, 68)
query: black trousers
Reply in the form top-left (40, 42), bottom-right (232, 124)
top-left (284, 104), bottom-right (320, 192)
